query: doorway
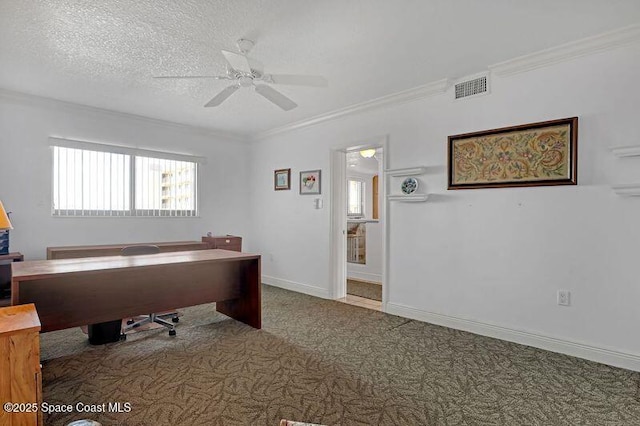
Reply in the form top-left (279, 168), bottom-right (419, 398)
top-left (330, 137), bottom-right (387, 311)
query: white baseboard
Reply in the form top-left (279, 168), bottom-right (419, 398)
top-left (386, 302), bottom-right (640, 372)
top-left (262, 275), bottom-right (332, 299)
top-left (346, 271), bottom-right (382, 283)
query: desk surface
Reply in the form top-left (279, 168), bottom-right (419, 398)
top-left (15, 249), bottom-right (259, 280)
top-left (12, 249), bottom-right (261, 331)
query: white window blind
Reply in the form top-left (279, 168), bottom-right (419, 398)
top-left (347, 179), bottom-right (365, 217)
top-left (51, 138), bottom-right (201, 217)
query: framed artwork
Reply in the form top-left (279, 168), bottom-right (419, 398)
top-left (300, 170), bottom-right (321, 194)
top-left (448, 117), bottom-right (578, 190)
top-left (274, 168), bottom-right (291, 190)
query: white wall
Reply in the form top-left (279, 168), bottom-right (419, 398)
top-left (249, 42), bottom-right (640, 370)
top-left (0, 93), bottom-right (251, 260)
top-left (346, 170), bottom-right (383, 282)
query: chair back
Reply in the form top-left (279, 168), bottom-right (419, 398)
top-left (120, 245), bottom-right (160, 256)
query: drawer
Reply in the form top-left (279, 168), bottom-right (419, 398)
top-left (202, 236), bottom-right (242, 252)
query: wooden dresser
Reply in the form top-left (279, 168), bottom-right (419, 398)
top-left (202, 235), bottom-right (242, 252)
top-left (0, 303), bottom-right (42, 426)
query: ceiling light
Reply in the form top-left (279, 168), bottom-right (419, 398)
top-left (360, 149), bottom-right (376, 158)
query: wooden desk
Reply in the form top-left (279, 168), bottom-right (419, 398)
top-left (46, 241), bottom-right (209, 260)
top-left (12, 250), bottom-right (261, 332)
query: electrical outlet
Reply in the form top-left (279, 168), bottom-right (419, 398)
top-left (557, 290), bottom-right (571, 306)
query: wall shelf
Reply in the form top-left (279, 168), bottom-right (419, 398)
top-left (387, 194), bottom-right (429, 202)
top-left (384, 167), bottom-right (427, 177)
top-left (610, 145), bottom-right (640, 158)
top-left (611, 183), bottom-right (640, 196)
top-left (386, 165), bottom-right (429, 201)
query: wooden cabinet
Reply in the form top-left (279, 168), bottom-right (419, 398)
top-left (202, 235), bottom-right (242, 252)
top-left (0, 303), bottom-right (42, 426)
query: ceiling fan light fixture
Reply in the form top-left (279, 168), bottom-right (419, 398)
top-left (239, 76), bottom-right (253, 87)
top-left (360, 149), bottom-right (376, 158)
top-left (237, 39), bottom-right (255, 54)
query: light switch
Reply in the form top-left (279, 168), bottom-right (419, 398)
top-left (314, 198), bottom-right (323, 209)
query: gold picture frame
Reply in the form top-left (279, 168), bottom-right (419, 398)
top-left (448, 117), bottom-right (578, 189)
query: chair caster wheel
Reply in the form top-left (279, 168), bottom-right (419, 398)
top-left (120, 334), bottom-right (127, 341)
top-left (126, 319), bottom-right (134, 325)
top-left (172, 317), bottom-right (179, 323)
top-left (169, 329), bottom-right (176, 337)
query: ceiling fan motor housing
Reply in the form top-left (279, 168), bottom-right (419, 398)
top-left (238, 76), bottom-right (253, 87)
top-left (237, 39), bottom-right (254, 54)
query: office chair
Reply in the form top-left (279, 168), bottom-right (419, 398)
top-left (121, 244), bottom-right (178, 337)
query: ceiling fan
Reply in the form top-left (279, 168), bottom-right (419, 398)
top-left (154, 39), bottom-right (327, 111)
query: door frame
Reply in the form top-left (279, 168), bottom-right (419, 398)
top-left (329, 135), bottom-right (388, 309)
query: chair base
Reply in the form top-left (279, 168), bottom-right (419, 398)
top-left (123, 312), bottom-right (177, 336)
top-left (88, 319), bottom-right (124, 345)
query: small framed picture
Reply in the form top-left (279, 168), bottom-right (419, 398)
top-left (300, 170), bottom-right (321, 195)
top-left (274, 168), bottom-right (291, 190)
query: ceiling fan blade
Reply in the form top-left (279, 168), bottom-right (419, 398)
top-left (268, 74), bottom-right (328, 87)
top-left (154, 75), bottom-right (231, 80)
top-left (204, 85), bottom-right (240, 107)
top-left (254, 84), bottom-right (297, 111)
top-left (221, 50), bottom-right (253, 74)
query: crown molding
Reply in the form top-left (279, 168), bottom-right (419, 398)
top-left (5, 25), bottom-right (638, 143)
top-left (489, 24), bottom-right (640, 77)
top-left (255, 24), bottom-right (640, 140)
top-left (0, 88), bottom-right (249, 143)
top-left (254, 78), bottom-right (450, 141)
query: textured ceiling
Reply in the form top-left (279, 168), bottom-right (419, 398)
top-left (1, 0), bottom-right (639, 138)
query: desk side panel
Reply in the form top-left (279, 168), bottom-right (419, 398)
top-left (216, 257), bottom-right (261, 329)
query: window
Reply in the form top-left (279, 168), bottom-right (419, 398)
top-left (51, 138), bottom-right (201, 217)
top-left (347, 179), bottom-right (365, 218)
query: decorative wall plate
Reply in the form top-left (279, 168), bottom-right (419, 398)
top-left (401, 177), bottom-right (418, 195)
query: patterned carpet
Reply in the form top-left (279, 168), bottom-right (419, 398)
top-left (346, 279), bottom-right (382, 301)
top-left (40, 285), bottom-right (640, 425)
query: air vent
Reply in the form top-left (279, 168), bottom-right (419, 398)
top-left (455, 75), bottom-right (488, 99)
